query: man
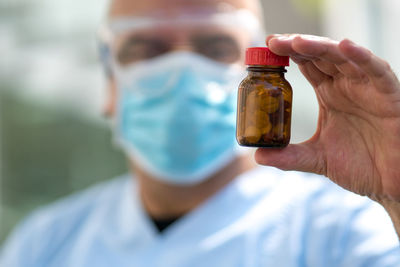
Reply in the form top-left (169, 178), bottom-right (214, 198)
top-left (1, 0), bottom-right (400, 266)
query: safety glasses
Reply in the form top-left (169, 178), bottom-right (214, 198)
top-left (98, 9), bottom-right (265, 74)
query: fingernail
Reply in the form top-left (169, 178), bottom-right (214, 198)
top-left (301, 35), bottom-right (323, 41)
top-left (276, 36), bottom-right (291, 40)
top-left (343, 38), bottom-right (357, 47)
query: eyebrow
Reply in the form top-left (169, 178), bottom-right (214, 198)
top-left (121, 35), bottom-right (164, 46)
top-left (191, 34), bottom-right (238, 43)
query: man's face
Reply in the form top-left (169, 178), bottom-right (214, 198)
top-left (102, 0), bottom-right (263, 180)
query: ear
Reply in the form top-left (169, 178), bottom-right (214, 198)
top-left (103, 76), bottom-right (117, 117)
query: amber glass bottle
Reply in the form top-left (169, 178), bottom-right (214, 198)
top-left (236, 47), bottom-right (292, 147)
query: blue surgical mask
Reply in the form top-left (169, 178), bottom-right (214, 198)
top-left (113, 51), bottom-right (246, 184)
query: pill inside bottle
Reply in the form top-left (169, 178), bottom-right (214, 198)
top-left (236, 47), bottom-right (292, 148)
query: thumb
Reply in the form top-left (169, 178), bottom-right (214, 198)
top-left (254, 142), bottom-right (325, 175)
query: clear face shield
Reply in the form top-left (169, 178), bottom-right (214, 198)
top-left (98, 8), bottom-right (265, 76)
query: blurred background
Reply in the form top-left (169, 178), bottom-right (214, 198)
top-left (1, 0), bottom-right (399, 244)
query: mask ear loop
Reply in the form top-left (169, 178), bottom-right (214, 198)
top-left (97, 25), bottom-right (114, 79)
top-left (96, 26), bottom-right (125, 147)
top-left (97, 25), bottom-right (123, 120)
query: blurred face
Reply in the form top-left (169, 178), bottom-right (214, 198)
top-left (101, 0), bottom-right (263, 182)
top-left (103, 0), bottom-right (261, 115)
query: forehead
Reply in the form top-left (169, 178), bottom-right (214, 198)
top-left (109, 0), bottom-right (258, 18)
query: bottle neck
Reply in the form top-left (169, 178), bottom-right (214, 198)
top-left (247, 65), bottom-right (287, 74)
top-left (247, 65), bottom-right (286, 79)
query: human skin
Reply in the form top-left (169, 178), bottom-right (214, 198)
top-left (255, 34), bottom-right (400, 237)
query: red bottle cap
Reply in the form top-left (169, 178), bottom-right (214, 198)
top-left (245, 47), bottom-right (289, 66)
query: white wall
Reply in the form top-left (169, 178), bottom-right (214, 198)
top-left (0, 0), bottom-right (109, 118)
top-left (322, 0), bottom-right (400, 74)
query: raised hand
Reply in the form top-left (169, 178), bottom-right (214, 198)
top-left (255, 34), bottom-right (400, 204)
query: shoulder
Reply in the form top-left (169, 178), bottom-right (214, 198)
top-left (235, 165), bottom-right (370, 204)
top-left (26, 175), bottom-right (130, 232)
top-left (234, 165), bottom-right (341, 201)
top-left (235, 166), bottom-right (393, 230)
top-left (235, 167), bottom-right (400, 265)
top-left (0, 175), bottom-right (131, 266)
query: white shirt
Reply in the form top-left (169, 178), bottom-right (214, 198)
top-left (1, 166), bottom-right (399, 266)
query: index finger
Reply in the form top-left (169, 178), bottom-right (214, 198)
top-left (339, 39), bottom-right (400, 94)
top-left (267, 34), bottom-right (366, 80)
top-left (267, 34), bottom-right (347, 65)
